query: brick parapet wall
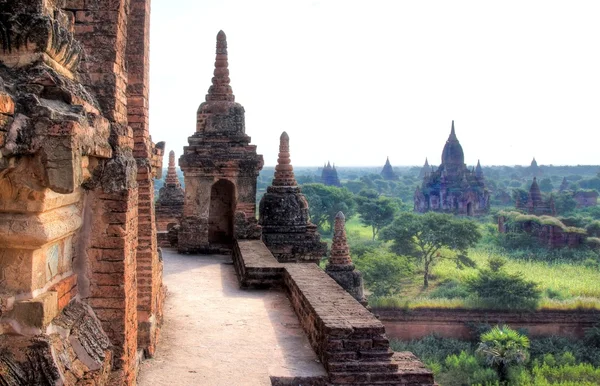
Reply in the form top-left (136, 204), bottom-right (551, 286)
top-left (373, 308), bottom-right (600, 340)
top-left (232, 240), bottom-right (434, 385)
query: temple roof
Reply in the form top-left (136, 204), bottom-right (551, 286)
top-left (441, 120), bottom-right (464, 166)
top-left (529, 177), bottom-right (543, 204)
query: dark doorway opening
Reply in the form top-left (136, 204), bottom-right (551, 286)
top-left (209, 179), bottom-right (235, 244)
top-left (467, 202), bottom-right (474, 216)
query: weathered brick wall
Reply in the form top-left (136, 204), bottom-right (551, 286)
top-left (126, 0), bottom-right (165, 358)
top-left (66, 0), bottom-right (147, 383)
top-left (373, 308), bottom-right (600, 340)
top-left (86, 188), bottom-right (139, 385)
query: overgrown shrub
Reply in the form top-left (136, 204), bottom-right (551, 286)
top-left (436, 351), bottom-right (499, 386)
top-left (390, 335), bottom-right (475, 365)
top-left (466, 260), bottom-right (541, 310)
top-left (429, 279), bottom-right (471, 300)
top-left (353, 249), bottom-right (412, 297)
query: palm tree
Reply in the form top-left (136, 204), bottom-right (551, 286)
top-left (476, 325), bottom-right (530, 382)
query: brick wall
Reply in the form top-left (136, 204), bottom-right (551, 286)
top-left (373, 308), bottom-right (600, 341)
top-left (126, 0), bottom-right (164, 358)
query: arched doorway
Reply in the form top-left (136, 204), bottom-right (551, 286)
top-left (467, 202), bottom-right (474, 216)
top-left (209, 179), bottom-right (236, 244)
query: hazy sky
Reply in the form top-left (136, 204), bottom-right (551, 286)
top-left (149, 0), bottom-right (599, 167)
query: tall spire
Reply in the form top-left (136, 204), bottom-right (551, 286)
top-left (475, 159), bottom-right (483, 178)
top-left (329, 212), bottom-right (353, 266)
top-left (449, 120), bottom-right (457, 141)
top-left (424, 157), bottom-right (429, 167)
top-left (441, 120), bottom-right (464, 166)
top-left (206, 30), bottom-right (235, 102)
top-left (272, 132), bottom-right (297, 187)
top-left (165, 150), bottom-right (180, 187)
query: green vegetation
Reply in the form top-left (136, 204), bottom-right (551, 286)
top-left (381, 212), bottom-right (480, 288)
top-left (391, 327), bottom-right (600, 385)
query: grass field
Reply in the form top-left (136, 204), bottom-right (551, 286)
top-left (343, 215), bottom-right (600, 310)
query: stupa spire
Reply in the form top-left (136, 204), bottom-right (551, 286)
top-left (206, 30), bottom-right (235, 102)
top-left (325, 211), bottom-right (366, 304)
top-left (165, 150), bottom-right (180, 187)
top-left (449, 120), bottom-right (457, 141)
top-left (329, 212), bottom-right (352, 266)
top-left (272, 131), bottom-right (297, 187)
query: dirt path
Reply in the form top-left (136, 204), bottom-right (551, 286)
top-left (137, 249), bottom-right (325, 386)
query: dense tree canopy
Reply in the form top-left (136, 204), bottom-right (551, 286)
top-left (380, 212), bottom-right (481, 287)
top-left (355, 190), bottom-right (399, 240)
top-left (301, 183), bottom-right (355, 232)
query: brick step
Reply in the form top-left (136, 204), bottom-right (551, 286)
top-left (327, 360), bottom-right (399, 373)
top-left (326, 349), bottom-right (394, 362)
top-left (329, 370), bottom-right (434, 385)
top-left (270, 375), bottom-right (328, 386)
top-left (359, 349), bottom-right (395, 361)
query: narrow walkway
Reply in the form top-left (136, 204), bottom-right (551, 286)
top-left (137, 249), bottom-right (325, 386)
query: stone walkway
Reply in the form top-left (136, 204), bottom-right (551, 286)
top-left (137, 249), bottom-right (326, 386)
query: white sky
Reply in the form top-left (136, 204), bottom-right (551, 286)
top-left (149, 0), bottom-right (600, 167)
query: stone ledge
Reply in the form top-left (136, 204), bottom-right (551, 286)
top-left (232, 240), bottom-right (284, 288)
top-left (232, 239), bottom-right (434, 385)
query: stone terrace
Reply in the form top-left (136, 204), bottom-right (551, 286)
top-left (233, 240), bottom-right (434, 385)
top-left (137, 249), bottom-right (327, 386)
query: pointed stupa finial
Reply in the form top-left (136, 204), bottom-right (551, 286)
top-left (329, 211), bottom-right (352, 266)
top-left (449, 120), bottom-right (458, 141)
top-left (272, 131), bottom-right (297, 187)
top-left (476, 159), bottom-right (483, 178)
top-left (206, 30), bottom-right (234, 102)
top-left (425, 157), bottom-right (429, 166)
top-left (165, 150), bottom-right (180, 186)
top-left (327, 161), bottom-right (331, 168)
top-left (169, 150), bottom-right (176, 167)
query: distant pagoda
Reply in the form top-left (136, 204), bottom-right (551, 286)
top-left (380, 157), bottom-right (398, 180)
top-left (155, 150), bottom-right (185, 233)
top-left (516, 177), bottom-right (555, 215)
top-left (418, 158), bottom-right (430, 178)
top-left (414, 121), bottom-right (490, 216)
top-left (320, 161), bottom-right (341, 186)
top-left (528, 157), bottom-right (542, 177)
top-left (559, 177), bottom-right (569, 192)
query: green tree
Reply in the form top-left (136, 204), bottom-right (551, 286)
top-left (512, 188), bottom-right (529, 207)
top-left (476, 325), bottom-right (530, 382)
top-left (355, 190), bottom-right (398, 240)
top-left (539, 178), bottom-right (554, 193)
top-left (343, 180), bottom-right (367, 194)
top-left (301, 183), bottom-right (356, 232)
top-left (466, 257), bottom-right (541, 310)
top-left (380, 212), bottom-right (481, 288)
top-left (553, 192), bottom-right (577, 215)
top-left (354, 250), bottom-right (412, 297)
